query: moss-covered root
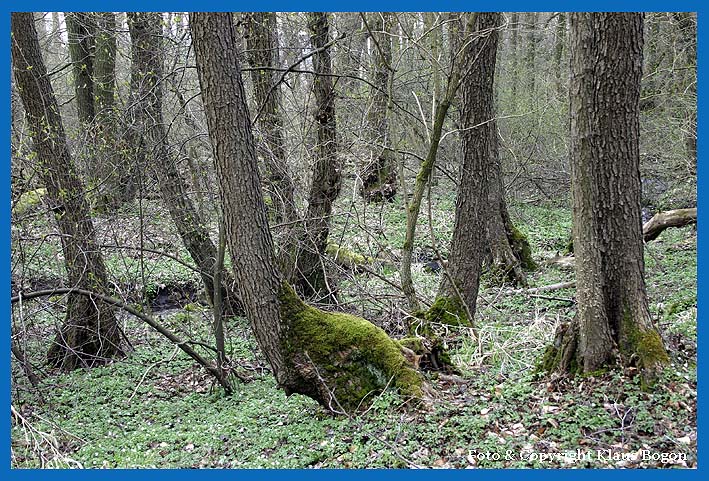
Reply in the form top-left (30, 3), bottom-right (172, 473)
top-left (424, 296), bottom-right (470, 327)
top-left (278, 284), bottom-right (423, 413)
top-left (509, 224), bottom-right (537, 271)
top-left (537, 318), bottom-right (668, 388)
top-left (397, 337), bottom-right (458, 374)
top-left (536, 321), bottom-right (580, 375)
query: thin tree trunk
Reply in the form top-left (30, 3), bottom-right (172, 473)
top-left (12, 12), bottom-right (123, 370)
top-left (544, 13), bottom-right (667, 378)
top-left (243, 12), bottom-right (298, 223)
top-left (509, 13), bottom-right (519, 110)
top-left (553, 12), bottom-right (566, 96)
top-left (525, 12), bottom-right (537, 104)
top-left (191, 12), bottom-right (421, 412)
top-left (127, 12), bottom-right (242, 315)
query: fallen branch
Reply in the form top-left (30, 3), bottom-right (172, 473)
top-left (643, 208), bottom-right (697, 242)
top-left (11, 288), bottom-right (233, 392)
top-left (509, 281), bottom-right (577, 295)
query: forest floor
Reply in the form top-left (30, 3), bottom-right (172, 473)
top-left (10, 193), bottom-right (697, 468)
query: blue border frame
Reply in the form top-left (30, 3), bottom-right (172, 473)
top-left (3, 1), bottom-right (704, 478)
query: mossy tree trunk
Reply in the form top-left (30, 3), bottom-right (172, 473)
top-left (436, 12), bottom-right (500, 323)
top-left (292, 12), bottom-right (343, 302)
top-left (12, 12), bottom-right (123, 369)
top-left (127, 12), bottom-right (242, 315)
top-left (484, 122), bottom-right (533, 287)
top-left (547, 13), bottom-right (668, 377)
top-left (359, 12), bottom-right (397, 202)
top-left (243, 12), bottom-right (298, 224)
top-left (191, 12), bottom-right (421, 412)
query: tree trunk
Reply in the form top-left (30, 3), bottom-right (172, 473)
top-left (91, 12), bottom-right (125, 211)
top-left (544, 13), bottom-right (667, 378)
top-left (127, 12), bottom-right (242, 315)
top-left (673, 12), bottom-right (697, 173)
top-left (525, 12), bottom-right (537, 103)
top-left (484, 120), bottom-right (533, 287)
top-left (553, 12), bottom-right (567, 96)
top-left (400, 13), bottom-right (475, 312)
top-left (509, 13), bottom-right (519, 110)
top-left (359, 12), bottom-right (397, 202)
top-left (12, 12), bottom-right (122, 369)
top-left (65, 12), bottom-right (95, 125)
top-left (191, 12), bottom-right (421, 412)
top-left (291, 12), bottom-right (343, 302)
top-left (243, 12), bottom-right (298, 224)
top-left (435, 13), bottom-right (500, 324)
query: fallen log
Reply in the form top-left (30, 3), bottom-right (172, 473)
top-left (643, 208), bottom-right (697, 242)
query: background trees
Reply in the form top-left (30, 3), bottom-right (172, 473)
top-left (10, 11), bottom-right (696, 467)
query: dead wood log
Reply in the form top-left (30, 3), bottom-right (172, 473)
top-left (643, 208), bottom-right (697, 242)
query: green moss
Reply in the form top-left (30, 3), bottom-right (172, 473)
top-left (509, 225), bottom-right (537, 270)
top-left (535, 345), bottom-right (560, 374)
top-left (620, 309), bottom-right (669, 371)
top-left (278, 284), bottom-right (422, 411)
top-left (397, 337), bottom-right (424, 353)
top-left (325, 243), bottom-right (372, 268)
top-left (425, 296), bottom-right (468, 326)
top-left (13, 188), bottom-right (46, 216)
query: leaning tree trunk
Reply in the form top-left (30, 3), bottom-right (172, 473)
top-left (292, 12), bottom-right (343, 302)
top-left (127, 12), bottom-right (242, 315)
top-left (12, 12), bottom-right (122, 369)
top-left (191, 12), bottom-right (421, 412)
top-left (243, 12), bottom-right (298, 224)
top-left (359, 12), bottom-right (397, 202)
top-left (65, 12), bottom-right (95, 125)
top-left (542, 13), bottom-right (667, 379)
top-left (434, 12), bottom-right (500, 325)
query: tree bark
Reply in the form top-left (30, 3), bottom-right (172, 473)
top-left (400, 13), bottom-right (475, 312)
top-left (127, 12), bottom-right (242, 315)
top-left (484, 120), bottom-right (535, 287)
top-left (549, 13), bottom-right (668, 377)
top-left (359, 12), bottom-right (397, 202)
top-left (65, 12), bottom-right (95, 125)
top-left (509, 13), bottom-right (519, 110)
top-left (553, 13), bottom-right (567, 96)
top-left (243, 12), bottom-right (298, 224)
top-left (191, 12), bottom-right (421, 412)
top-left (436, 13), bottom-right (500, 322)
top-left (292, 12), bottom-right (343, 301)
top-left (12, 12), bottom-right (122, 369)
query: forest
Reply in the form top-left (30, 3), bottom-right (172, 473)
top-left (10, 11), bottom-right (697, 469)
